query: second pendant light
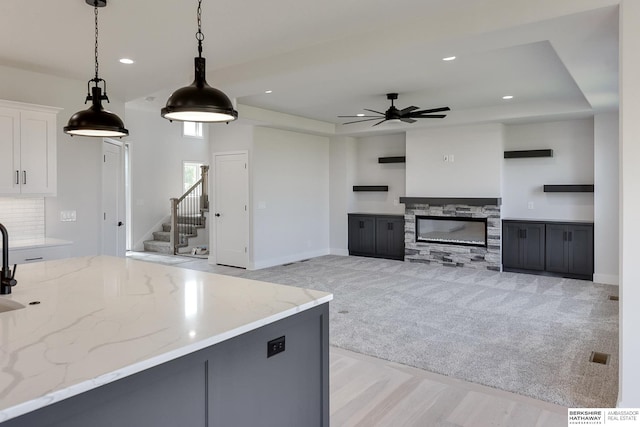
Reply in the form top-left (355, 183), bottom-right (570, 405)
top-left (161, 0), bottom-right (238, 123)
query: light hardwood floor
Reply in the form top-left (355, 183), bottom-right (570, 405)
top-left (331, 347), bottom-right (567, 427)
top-left (127, 253), bottom-right (569, 426)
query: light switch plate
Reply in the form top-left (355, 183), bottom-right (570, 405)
top-left (60, 210), bottom-right (77, 222)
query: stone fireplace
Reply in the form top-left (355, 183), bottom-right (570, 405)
top-left (399, 197), bottom-right (501, 271)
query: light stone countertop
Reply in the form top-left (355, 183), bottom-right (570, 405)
top-left (0, 256), bottom-right (333, 422)
top-left (1, 238), bottom-right (73, 250)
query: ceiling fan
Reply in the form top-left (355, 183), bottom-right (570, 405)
top-left (339, 93), bottom-right (450, 126)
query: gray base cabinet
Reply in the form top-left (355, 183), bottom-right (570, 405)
top-left (545, 223), bottom-right (594, 277)
top-left (503, 220), bottom-right (593, 280)
top-left (348, 214), bottom-right (376, 256)
top-left (502, 221), bottom-right (546, 271)
top-left (4, 304), bottom-right (330, 427)
top-left (348, 213), bottom-right (404, 260)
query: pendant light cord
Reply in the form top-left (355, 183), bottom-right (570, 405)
top-left (94, 4), bottom-right (100, 81)
top-left (85, 1), bottom-right (108, 104)
top-left (196, 0), bottom-right (204, 58)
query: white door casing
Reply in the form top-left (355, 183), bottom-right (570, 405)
top-left (213, 152), bottom-right (248, 268)
top-left (102, 140), bottom-right (126, 256)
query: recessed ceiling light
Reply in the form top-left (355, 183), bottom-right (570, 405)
top-left (502, 95), bottom-right (514, 100)
top-left (357, 113), bottom-right (365, 117)
top-left (119, 58), bottom-right (134, 64)
top-left (442, 56), bottom-right (456, 61)
top-left (265, 90), bottom-right (273, 94)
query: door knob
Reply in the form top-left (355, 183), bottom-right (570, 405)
top-left (215, 213), bottom-right (221, 217)
top-left (117, 221), bottom-right (123, 226)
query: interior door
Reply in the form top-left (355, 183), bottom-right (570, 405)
top-left (102, 140), bottom-right (126, 257)
top-left (214, 152), bottom-right (248, 268)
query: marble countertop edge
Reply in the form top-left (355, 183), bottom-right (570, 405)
top-left (0, 292), bottom-right (333, 422)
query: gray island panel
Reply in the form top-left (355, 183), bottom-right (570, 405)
top-left (3, 303), bottom-right (329, 427)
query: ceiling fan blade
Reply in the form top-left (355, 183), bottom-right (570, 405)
top-left (342, 117), bottom-right (386, 125)
top-left (364, 109), bottom-right (386, 115)
top-left (338, 115), bottom-right (382, 118)
top-left (399, 106), bottom-right (419, 115)
top-left (411, 114), bottom-right (447, 119)
top-left (400, 117), bottom-right (417, 123)
top-left (372, 119), bottom-right (387, 127)
top-left (410, 106), bottom-right (451, 115)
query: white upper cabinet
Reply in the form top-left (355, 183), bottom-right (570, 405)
top-left (0, 100), bottom-right (60, 196)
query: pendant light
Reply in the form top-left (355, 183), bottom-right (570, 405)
top-left (161, 0), bottom-right (238, 123)
top-left (64, 0), bottom-right (128, 138)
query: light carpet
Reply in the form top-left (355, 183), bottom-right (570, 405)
top-left (232, 255), bottom-right (618, 408)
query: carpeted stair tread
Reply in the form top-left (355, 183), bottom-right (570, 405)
top-left (143, 240), bottom-right (182, 254)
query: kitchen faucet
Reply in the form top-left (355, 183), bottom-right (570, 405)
top-left (0, 223), bottom-right (17, 295)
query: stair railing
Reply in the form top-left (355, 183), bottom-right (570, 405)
top-left (170, 165), bottom-right (209, 254)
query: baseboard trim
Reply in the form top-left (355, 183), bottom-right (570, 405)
top-left (329, 248), bottom-right (349, 256)
top-left (250, 249), bottom-right (330, 270)
top-left (593, 273), bottom-right (619, 285)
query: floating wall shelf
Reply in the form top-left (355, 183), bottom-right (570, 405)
top-left (543, 185), bottom-right (594, 193)
top-left (504, 149), bottom-right (553, 159)
top-left (378, 156), bottom-right (406, 164)
top-left (399, 197), bottom-right (501, 206)
top-left (353, 186), bottom-right (389, 192)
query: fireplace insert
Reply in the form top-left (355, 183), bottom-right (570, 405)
top-left (415, 215), bottom-right (487, 247)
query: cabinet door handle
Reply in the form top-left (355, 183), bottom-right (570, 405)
top-left (522, 229), bottom-right (527, 239)
top-left (563, 231), bottom-right (567, 241)
top-left (15, 170), bottom-right (19, 185)
top-left (359, 221), bottom-right (364, 229)
top-left (24, 257), bottom-right (43, 262)
top-left (388, 222), bottom-right (393, 231)
top-left (23, 171), bottom-right (26, 185)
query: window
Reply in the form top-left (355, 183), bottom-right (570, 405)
top-left (183, 121), bottom-right (203, 138)
top-left (183, 161), bottom-right (204, 191)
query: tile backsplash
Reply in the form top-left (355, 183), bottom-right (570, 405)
top-left (0, 197), bottom-right (45, 241)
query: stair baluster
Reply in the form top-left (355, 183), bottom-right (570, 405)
top-left (169, 165), bottom-right (209, 254)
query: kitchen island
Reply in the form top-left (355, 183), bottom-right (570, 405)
top-left (0, 256), bottom-right (332, 426)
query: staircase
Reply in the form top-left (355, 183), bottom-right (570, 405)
top-left (143, 215), bottom-right (207, 254)
top-left (143, 165), bottom-right (210, 256)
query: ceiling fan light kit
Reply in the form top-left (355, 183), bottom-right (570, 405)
top-left (64, 0), bottom-right (129, 138)
top-left (339, 93), bottom-right (450, 127)
top-left (161, 0), bottom-right (238, 123)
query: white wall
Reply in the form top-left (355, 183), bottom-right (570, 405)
top-left (251, 127), bottom-right (330, 268)
top-left (594, 113), bottom-right (619, 285)
top-left (329, 136), bottom-right (356, 255)
top-left (210, 122), bottom-right (254, 152)
top-left (405, 124), bottom-right (503, 197)
top-left (502, 118), bottom-right (595, 221)
top-left (619, 0), bottom-right (640, 408)
top-left (0, 64), bottom-right (125, 257)
top-left (352, 133), bottom-right (406, 214)
top-left (126, 106), bottom-right (210, 250)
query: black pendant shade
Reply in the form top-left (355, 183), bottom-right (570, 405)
top-left (161, 57), bottom-right (238, 123)
top-left (64, 86), bottom-right (128, 137)
top-left (162, 0), bottom-right (238, 124)
top-left (64, 0), bottom-right (128, 138)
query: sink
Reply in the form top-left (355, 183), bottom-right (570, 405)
top-left (0, 298), bottom-right (25, 313)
